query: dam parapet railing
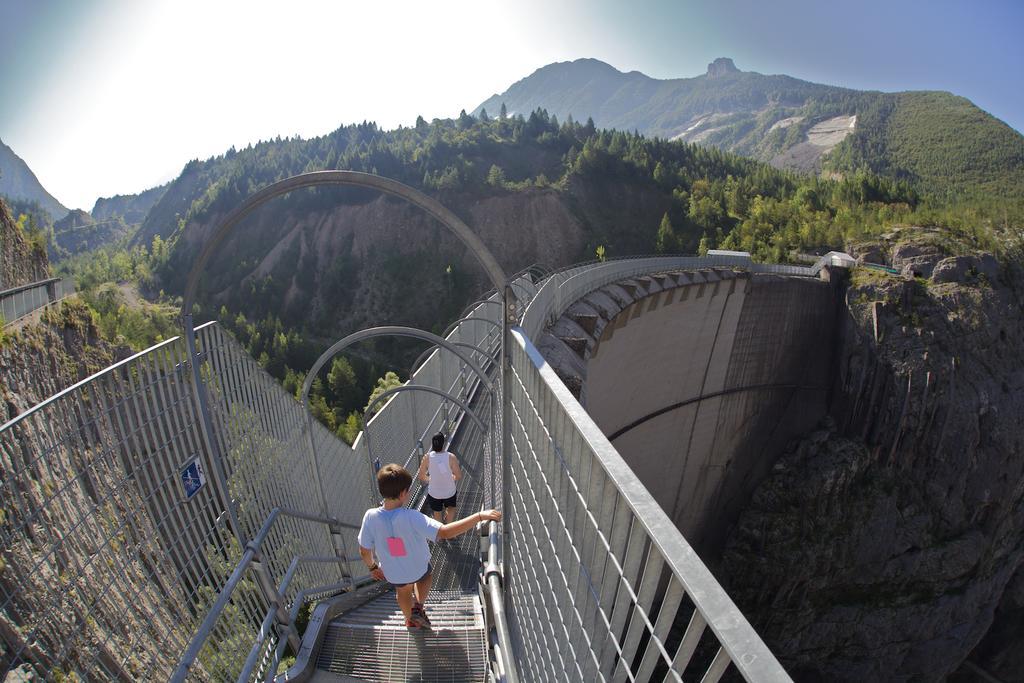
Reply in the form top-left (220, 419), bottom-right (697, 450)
top-left (520, 252), bottom-right (845, 339)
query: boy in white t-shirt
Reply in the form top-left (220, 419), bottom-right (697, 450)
top-left (417, 432), bottom-right (462, 523)
top-left (358, 463), bottom-right (501, 629)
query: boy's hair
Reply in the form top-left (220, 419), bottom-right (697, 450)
top-left (431, 432), bottom-right (446, 452)
top-left (377, 464), bottom-right (413, 499)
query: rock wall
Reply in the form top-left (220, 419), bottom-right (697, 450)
top-left (0, 303), bottom-right (187, 679)
top-left (0, 197), bottom-right (49, 291)
top-left (721, 236), bottom-right (1024, 681)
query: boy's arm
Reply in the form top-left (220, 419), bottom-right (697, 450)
top-left (417, 454), bottom-right (429, 484)
top-left (359, 545), bottom-right (385, 581)
top-left (450, 453), bottom-right (461, 481)
top-left (437, 509), bottom-right (501, 540)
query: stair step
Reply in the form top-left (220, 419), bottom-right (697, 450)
top-left (316, 592), bottom-right (487, 682)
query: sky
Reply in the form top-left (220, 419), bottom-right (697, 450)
top-left (1, 0), bottom-right (1021, 211)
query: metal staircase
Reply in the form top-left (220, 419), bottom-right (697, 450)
top-left (315, 591), bottom-right (487, 682)
top-left (308, 364), bottom-right (493, 682)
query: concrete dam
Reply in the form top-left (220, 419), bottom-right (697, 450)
top-left (538, 267), bottom-right (841, 557)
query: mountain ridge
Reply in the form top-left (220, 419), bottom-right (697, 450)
top-left (474, 58), bottom-right (1024, 200)
top-left (0, 139), bottom-right (68, 221)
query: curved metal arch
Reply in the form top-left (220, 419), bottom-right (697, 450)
top-left (459, 297), bottom-right (501, 319)
top-left (442, 315), bottom-right (502, 340)
top-left (364, 385), bottom-right (487, 432)
top-left (409, 338), bottom-right (498, 379)
top-left (181, 170), bottom-right (510, 320)
top-left (176, 172), bottom-right (511, 532)
top-left (300, 326), bottom-right (495, 511)
top-left (301, 326), bottom-right (494, 412)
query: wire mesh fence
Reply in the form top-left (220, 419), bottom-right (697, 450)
top-left (0, 320), bottom-right (367, 681)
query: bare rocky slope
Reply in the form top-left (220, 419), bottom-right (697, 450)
top-left (162, 176), bottom-right (670, 341)
top-left (0, 198), bottom-right (49, 290)
top-left (0, 302), bottom-right (175, 679)
top-left (1, 194), bottom-right (155, 675)
top-left (719, 229), bottom-right (1024, 681)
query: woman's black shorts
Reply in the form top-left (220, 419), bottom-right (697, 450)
top-left (426, 493), bottom-right (457, 512)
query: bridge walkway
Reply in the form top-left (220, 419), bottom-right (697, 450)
top-left (309, 376), bottom-right (493, 682)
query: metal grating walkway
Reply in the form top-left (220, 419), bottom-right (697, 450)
top-left (313, 371), bottom-right (494, 682)
top-left (315, 588), bottom-right (487, 682)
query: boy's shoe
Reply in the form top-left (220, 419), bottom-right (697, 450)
top-left (411, 603), bottom-right (432, 629)
top-left (405, 618), bottom-right (423, 630)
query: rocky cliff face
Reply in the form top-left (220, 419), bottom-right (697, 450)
top-left (706, 57), bottom-right (740, 78)
top-left (0, 302), bottom-right (165, 679)
top-left (720, 229), bottom-right (1024, 681)
top-left (0, 298), bottom-right (125, 420)
top-left (0, 197), bottom-right (49, 291)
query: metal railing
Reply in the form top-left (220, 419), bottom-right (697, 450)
top-left (0, 320), bottom-right (364, 680)
top-left (503, 327), bottom-right (790, 681)
top-left (521, 254), bottom-right (820, 339)
top-left (172, 293), bottom-right (508, 681)
top-left (0, 276), bottom-right (74, 325)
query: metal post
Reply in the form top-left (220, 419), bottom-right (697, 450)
top-left (303, 409), bottom-right (334, 523)
top-left (500, 282), bottom-right (516, 666)
top-left (182, 313), bottom-right (245, 545)
top-left (250, 551), bottom-right (302, 655)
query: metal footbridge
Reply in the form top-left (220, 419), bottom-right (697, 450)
top-left (0, 172), bottom-right (845, 681)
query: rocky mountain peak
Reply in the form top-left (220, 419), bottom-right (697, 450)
top-left (706, 57), bottom-right (739, 77)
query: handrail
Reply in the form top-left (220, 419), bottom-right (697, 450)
top-left (0, 319), bottom-right (217, 432)
top-left (171, 507), bottom-right (356, 681)
top-left (508, 327), bottom-right (791, 681)
top-left (483, 520), bottom-right (519, 683)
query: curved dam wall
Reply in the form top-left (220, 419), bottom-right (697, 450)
top-left (538, 268), bottom-right (840, 557)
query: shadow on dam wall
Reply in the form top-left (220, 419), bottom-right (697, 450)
top-left (538, 269), bottom-right (842, 559)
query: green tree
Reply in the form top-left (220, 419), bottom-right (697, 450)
top-left (698, 233), bottom-right (711, 256)
top-left (365, 371), bottom-right (403, 413)
top-left (327, 356), bottom-right (357, 404)
top-left (595, 244), bottom-right (606, 262)
top-left (337, 411), bottom-right (363, 445)
top-left (655, 212), bottom-right (680, 253)
top-left (487, 164), bottom-right (507, 187)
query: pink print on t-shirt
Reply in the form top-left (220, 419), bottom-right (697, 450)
top-left (386, 536), bottom-right (407, 557)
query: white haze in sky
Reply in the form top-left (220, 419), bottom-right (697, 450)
top-left (8, 0), bottom-right (627, 210)
top-left (5, 0), bottom-right (1022, 211)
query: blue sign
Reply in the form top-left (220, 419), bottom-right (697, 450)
top-left (181, 457), bottom-right (207, 500)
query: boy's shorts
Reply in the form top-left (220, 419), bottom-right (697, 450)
top-left (426, 493), bottom-right (457, 511)
top-left (391, 564), bottom-right (432, 589)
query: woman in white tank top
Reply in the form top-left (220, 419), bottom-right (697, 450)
top-left (417, 432), bottom-right (462, 522)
